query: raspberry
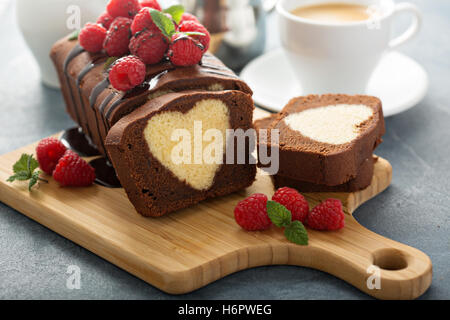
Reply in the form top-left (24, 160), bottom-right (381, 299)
top-left (97, 11), bottom-right (114, 29)
top-left (177, 21), bottom-right (210, 52)
top-left (109, 55), bottom-right (146, 91)
top-left (307, 199), bottom-right (345, 231)
top-left (272, 187), bottom-right (309, 223)
top-left (129, 30), bottom-right (168, 64)
top-left (168, 34), bottom-right (204, 66)
top-left (36, 138), bottom-right (67, 175)
top-left (179, 12), bottom-right (200, 25)
top-left (53, 150), bottom-right (96, 187)
top-left (130, 7), bottom-right (161, 35)
top-left (139, 0), bottom-right (161, 11)
top-left (234, 194), bottom-right (272, 231)
top-left (107, 0), bottom-right (141, 18)
top-left (103, 17), bottom-right (132, 57)
top-left (79, 23), bottom-right (107, 53)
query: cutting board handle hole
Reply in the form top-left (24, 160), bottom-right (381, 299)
top-left (372, 248), bottom-right (408, 271)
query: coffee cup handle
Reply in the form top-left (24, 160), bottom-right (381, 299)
top-left (389, 2), bottom-right (422, 49)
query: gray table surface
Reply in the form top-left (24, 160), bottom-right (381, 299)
top-left (0, 0), bottom-right (448, 300)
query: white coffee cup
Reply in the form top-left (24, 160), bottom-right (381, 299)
top-left (16, 0), bottom-right (107, 89)
top-left (277, 0), bottom-right (422, 94)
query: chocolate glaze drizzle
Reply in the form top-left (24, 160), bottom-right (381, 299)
top-left (59, 129), bottom-right (120, 188)
top-left (89, 78), bottom-right (112, 151)
top-left (63, 45), bottom-right (103, 156)
top-left (102, 70), bottom-right (170, 128)
top-left (63, 45), bottom-right (85, 125)
top-left (89, 157), bottom-right (122, 188)
top-left (100, 64), bottom-right (237, 129)
top-left (98, 92), bottom-right (116, 137)
top-left (61, 45), bottom-right (243, 188)
top-left (60, 127), bottom-right (100, 157)
top-left (89, 78), bottom-right (110, 107)
top-left (76, 59), bottom-right (104, 140)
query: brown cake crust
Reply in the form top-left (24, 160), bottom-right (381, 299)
top-left (272, 156), bottom-right (377, 193)
top-left (105, 90), bottom-right (256, 217)
top-left (254, 114), bottom-right (278, 132)
top-left (50, 36), bottom-right (252, 156)
top-left (257, 95), bottom-right (385, 186)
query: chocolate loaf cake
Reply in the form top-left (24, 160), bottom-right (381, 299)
top-left (50, 33), bottom-right (257, 217)
top-left (257, 94), bottom-right (385, 186)
top-left (50, 36), bottom-right (252, 156)
top-left (105, 91), bottom-right (256, 217)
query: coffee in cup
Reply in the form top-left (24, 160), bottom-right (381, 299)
top-left (277, 0), bottom-right (422, 94)
top-left (291, 3), bottom-right (370, 23)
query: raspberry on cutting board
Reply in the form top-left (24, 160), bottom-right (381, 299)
top-left (272, 187), bottom-right (309, 223)
top-left (36, 138), bottom-right (67, 175)
top-left (307, 199), bottom-right (345, 231)
top-left (53, 150), bottom-right (96, 187)
top-left (234, 193), bottom-right (272, 231)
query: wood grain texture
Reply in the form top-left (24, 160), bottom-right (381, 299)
top-left (0, 110), bottom-right (432, 299)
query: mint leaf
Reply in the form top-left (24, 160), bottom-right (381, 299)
top-left (69, 29), bottom-right (80, 41)
top-left (28, 171), bottom-right (46, 191)
top-left (7, 154), bottom-right (46, 191)
top-left (150, 9), bottom-right (176, 40)
top-left (181, 31), bottom-right (206, 37)
top-left (7, 171), bottom-right (30, 182)
top-left (104, 57), bottom-right (118, 70)
top-left (284, 221), bottom-right (309, 246)
top-left (267, 200), bottom-right (292, 228)
top-left (163, 4), bottom-right (185, 24)
top-left (13, 154), bottom-right (31, 174)
top-left (12, 153), bottom-right (39, 176)
top-left (27, 154), bottom-right (39, 174)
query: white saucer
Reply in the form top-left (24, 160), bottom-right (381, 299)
top-left (241, 49), bottom-right (429, 117)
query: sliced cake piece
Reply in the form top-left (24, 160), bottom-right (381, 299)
top-left (272, 156), bottom-right (377, 193)
top-left (105, 90), bottom-right (256, 217)
top-left (255, 113), bottom-right (377, 192)
top-left (254, 114), bottom-right (278, 134)
top-left (257, 94), bottom-right (385, 186)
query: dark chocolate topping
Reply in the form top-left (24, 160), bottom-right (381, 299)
top-left (60, 127), bottom-right (100, 157)
top-left (63, 45), bottom-right (85, 124)
top-left (89, 157), bottom-right (122, 188)
top-left (89, 78), bottom-right (110, 107)
top-left (76, 58), bottom-right (106, 139)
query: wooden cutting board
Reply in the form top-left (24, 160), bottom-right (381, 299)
top-left (0, 110), bottom-right (432, 300)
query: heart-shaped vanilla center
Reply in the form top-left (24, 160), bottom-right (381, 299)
top-left (144, 99), bottom-right (230, 191)
top-left (283, 104), bottom-right (374, 145)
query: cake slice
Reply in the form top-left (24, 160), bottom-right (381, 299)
top-left (272, 156), bottom-right (377, 193)
top-left (255, 113), bottom-right (377, 192)
top-left (257, 94), bottom-right (385, 186)
top-left (105, 90), bottom-right (256, 217)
